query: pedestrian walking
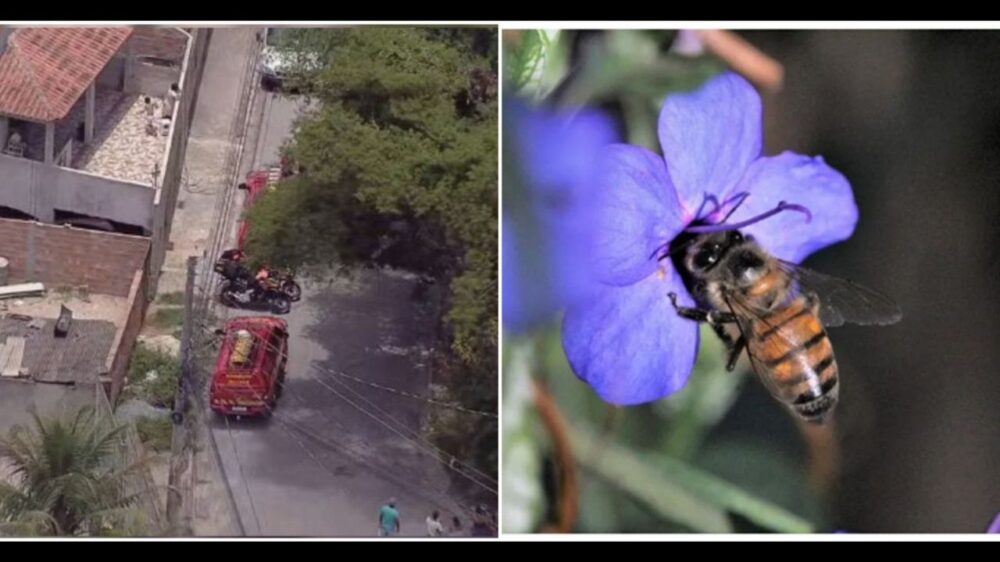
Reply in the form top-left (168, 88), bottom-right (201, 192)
top-left (425, 510), bottom-right (445, 537)
top-left (471, 504), bottom-right (494, 537)
top-left (377, 498), bottom-right (401, 537)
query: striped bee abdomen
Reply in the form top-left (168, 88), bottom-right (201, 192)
top-left (749, 296), bottom-right (840, 423)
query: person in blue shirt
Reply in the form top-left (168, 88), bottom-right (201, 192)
top-left (378, 498), bottom-right (401, 537)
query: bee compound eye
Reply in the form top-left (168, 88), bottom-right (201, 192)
top-left (694, 249), bottom-right (717, 269)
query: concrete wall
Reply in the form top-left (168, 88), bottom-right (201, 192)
top-left (105, 269), bottom-right (147, 402)
top-left (123, 27), bottom-right (187, 97)
top-left (149, 28), bottom-right (211, 298)
top-left (97, 56), bottom-right (126, 90)
top-left (130, 63), bottom-right (181, 98)
top-left (0, 218), bottom-right (150, 297)
top-left (0, 153), bottom-right (154, 229)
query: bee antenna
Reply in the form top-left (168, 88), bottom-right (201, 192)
top-left (685, 201), bottom-right (812, 234)
top-left (651, 236), bottom-right (698, 262)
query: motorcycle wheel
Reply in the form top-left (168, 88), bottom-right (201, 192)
top-left (219, 282), bottom-right (239, 308)
top-left (283, 281), bottom-right (302, 302)
top-left (269, 294), bottom-right (292, 315)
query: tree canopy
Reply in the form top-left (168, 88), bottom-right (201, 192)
top-left (245, 27), bottom-right (498, 479)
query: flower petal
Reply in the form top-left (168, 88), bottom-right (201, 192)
top-left (516, 103), bottom-right (619, 202)
top-left (502, 101), bottom-right (619, 332)
top-left (658, 71), bottom-right (763, 216)
top-left (562, 267), bottom-right (699, 405)
top-left (987, 513), bottom-right (1000, 533)
top-left (732, 151), bottom-right (858, 263)
top-left (590, 144), bottom-right (686, 286)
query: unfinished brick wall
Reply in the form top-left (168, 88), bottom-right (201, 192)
top-left (106, 269), bottom-right (148, 402)
top-left (0, 219), bottom-right (150, 297)
top-left (128, 26), bottom-right (189, 63)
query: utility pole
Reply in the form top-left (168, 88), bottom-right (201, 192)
top-left (167, 255), bottom-right (197, 534)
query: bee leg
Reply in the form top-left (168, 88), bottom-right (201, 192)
top-left (667, 293), bottom-right (737, 324)
top-left (725, 336), bottom-right (747, 372)
top-left (708, 322), bottom-right (744, 372)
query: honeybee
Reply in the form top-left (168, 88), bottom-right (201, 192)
top-left (666, 228), bottom-right (901, 424)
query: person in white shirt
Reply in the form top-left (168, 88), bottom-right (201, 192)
top-left (425, 510), bottom-right (445, 537)
top-left (162, 83), bottom-right (180, 120)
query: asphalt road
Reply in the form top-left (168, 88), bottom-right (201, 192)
top-left (205, 91), bottom-right (491, 536)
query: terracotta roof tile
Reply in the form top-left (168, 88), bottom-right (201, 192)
top-left (0, 27), bottom-right (133, 122)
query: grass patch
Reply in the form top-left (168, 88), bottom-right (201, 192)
top-left (148, 308), bottom-right (184, 330)
top-left (126, 343), bottom-right (180, 409)
top-left (157, 291), bottom-right (185, 306)
top-left (135, 416), bottom-right (173, 453)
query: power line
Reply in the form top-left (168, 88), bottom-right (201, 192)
top-left (221, 412), bottom-right (264, 534)
top-left (274, 393), bottom-right (478, 520)
top-left (324, 367), bottom-right (497, 419)
top-left (196, 315), bottom-right (497, 419)
top-left (196, 317), bottom-right (498, 485)
top-left (298, 366), bottom-right (496, 495)
top-left (196, 324), bottom-right (497, 493)
top-left (188, 357), bottom-right (483, 523)
top-left (309, 363), bottom-right (498, 486)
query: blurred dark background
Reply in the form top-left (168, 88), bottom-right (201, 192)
top-left (739, 30), bottom-right (1000, 533)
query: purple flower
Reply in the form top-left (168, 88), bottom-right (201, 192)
top-left (562, 71), bottom-right (858, 405)
top-left (987, 512), bottom-right (1000, 533)
top-left (502, 100), bottom-right (617, 333)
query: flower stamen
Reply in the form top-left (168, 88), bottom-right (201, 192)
top-left (685, 200), bottom-right (812, 234)
top-left (707, 191), bottom-right (751, 224)
top-left (693, 193), bottom-right (722, 222)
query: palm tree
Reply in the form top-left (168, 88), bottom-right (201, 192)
top-left (0, 406), bottom-right (150, 536)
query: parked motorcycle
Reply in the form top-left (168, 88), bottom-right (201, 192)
top-left (218, 276), bottom-right (291, 315)
top-left (214, 249), bottom-right (302, 302)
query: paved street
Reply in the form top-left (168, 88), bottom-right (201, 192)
top-left (197, 89), bottom-right (492, 536)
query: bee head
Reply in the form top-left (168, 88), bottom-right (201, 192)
top-left (684, 230), bottom-right (744, 275)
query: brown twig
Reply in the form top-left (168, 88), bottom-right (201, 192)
top-left (697, 30), bottom-right (785, 93)
top-left (502, 29), bottom-right (523, 46)
top-left (532, 378), bottom-right (579, 533)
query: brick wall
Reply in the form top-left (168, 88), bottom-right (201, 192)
top-left (0, 219), bottom-right (150, 297)
top-left (128, 26), bottom-right (189, 63)
top-left (106, 269), bottom-right (147, 402)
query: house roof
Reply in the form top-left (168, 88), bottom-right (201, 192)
top-left (0, 27), bottom-right (133, 123)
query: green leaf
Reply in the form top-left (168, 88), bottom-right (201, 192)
top-left (570, 425), bottom-right (815, 533)
top-left (568, 424), bottom-right (733, 532)
top-left (504, 30), bottom-right (547, 91)
top-left (555, 30), bottom-right (725, 109)
top-left (656, 324), bottom-right (749, 459)
top-left (501, 341), bottom-right (545, 533)
top-left (694, 440), bottom-right (827, 531)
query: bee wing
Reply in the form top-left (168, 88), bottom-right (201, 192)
top-left (778, 260), bottom-right (902, 328)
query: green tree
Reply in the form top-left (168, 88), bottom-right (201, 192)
top-left (245, 27), bottom-right (497, 481)
top-left (0, 407), bottom-right (149, 536)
